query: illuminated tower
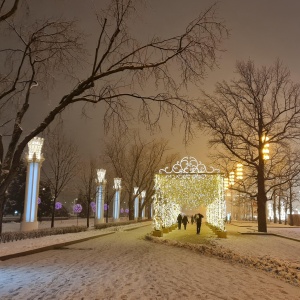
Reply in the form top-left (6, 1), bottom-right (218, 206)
top-left (141, 190), bottom-right (146, 219)
top-left (133, 187), bottom-right (139, 220)
top-left (95, 169), bottom-right (106, 224)
top-left (113, 178), bottom-right (121, 221)
top-left (21, 137), bottom-right (44, 231)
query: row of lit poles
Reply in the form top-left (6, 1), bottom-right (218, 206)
top-left (96, 169), bottom-right (147, 223)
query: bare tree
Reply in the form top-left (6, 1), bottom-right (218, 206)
top-left (77, 158), bottom-right (98, 228)
top-left (42, 122), bottom-right (79, 228)
top-left (0, 0), bottom-right (227, 232)
top-left (103, 130), bottom-right (179, 220)
top-left (198, 60), bottom-right (300, 232)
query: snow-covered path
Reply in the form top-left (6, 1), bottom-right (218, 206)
top-left (0, 224), bottom-right (299, 300)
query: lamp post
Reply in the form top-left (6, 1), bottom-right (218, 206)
top-left (95, 169), bottom-right (106, 224)
top-left (229, 171), bottom-right (235, 221)
top-left (141, 190), bottom-right (146, 219)
top-left (262, 134), bottom-right (270, 160)
top-left (113, 178), bottom-right (122, 222)
top-left (224, 177), bottom-right (229, 222)
top-left (133, 187), bottom-right (139, 220)
top-left (236, 163), bottom-right (243, 220)
top-left (21, 137), bottom-right (44, 231)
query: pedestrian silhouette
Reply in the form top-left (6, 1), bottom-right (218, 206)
top-left (191, 215), bottom-right (194, 225)
top-left (177, 213), bottom-right (182, 230)
top-left (182, 215), bottom-right (189, 230)
top-left (194, 213), bottom-right (204, 234)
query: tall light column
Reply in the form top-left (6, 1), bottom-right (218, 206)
top-left (229, 171), bottom-right (235, 221)
top-left (141, 190), bottom-right (146, 219)
top-left (113, 178), bottom-right (122, 222)
top-left (133, 187), bottom-right (139, 220)
top-left (95, 169), bottom-right (106, 224)
top-left (236, 163), bottom-right (243, 219)
top-left (21, 137), bottom-right (44, 231)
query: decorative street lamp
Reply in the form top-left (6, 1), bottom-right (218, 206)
top-left (113, 178), bottom-right (122, 221)
top-left (141, 190), bottom-right (146, 219)
top-left (262, 134), bottom-right (270, 160)
top-left (236, 163), bottom-right (244, 220)
top-left (21, 137), bottom-right (44, 231)
top-left (224, 177), bottom-right (229, 190)
top-left (236, 163), bottom-right (243, 180)
top-left (133, 187), bottom-right (139, 220)
top-left (95, 169), bottom-right (106, 224)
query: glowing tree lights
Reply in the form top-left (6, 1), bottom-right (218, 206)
top-left (95, 169), bottom-right (106, 224)
top-left (153, 156), bottom-right (226, 232)
top-left (55, 202), bottom-right (62, 210)
top-left (73, 203), bottom-right (82, 226)
top-left (113, 178), bottom-right (122, 221)
top-left (21, 137), bottom-right (44, 232)
top-left (133, 187), bottom-right (139, 219)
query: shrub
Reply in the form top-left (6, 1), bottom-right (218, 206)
top-left (0, 226), bottom-right (87, 243)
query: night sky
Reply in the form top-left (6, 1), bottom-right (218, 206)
top-left (22, 0), bottom-right (300, 164)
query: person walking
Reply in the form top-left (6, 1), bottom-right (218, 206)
top-left (191, 215), bottom-right (194, 225)
top-left (194, 213), bottom-right (204, 234)
top-left (177, 213), bottom-right (183, 230)
top-left (182, 215), bottom-right (189, 230)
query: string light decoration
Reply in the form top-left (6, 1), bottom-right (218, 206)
top-left (153, 157), bottom-right (226, 231)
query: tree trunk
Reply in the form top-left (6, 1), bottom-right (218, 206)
top-left (257, 162), bottom-right (267, 232)
top-left (51, 197), bottom-right (56, 228)
top-left (289, 185), bottom-right (294, 226)
top-left (87, 200), bottom-right (90, 228)
top-left (128, 196), bottom-right (134, 220)
top-left (273, 193), bottom-right (277, 223)
top-left (0, 193), bottom-right (4, 234)
top-left (278, 196), bottom-right (282, 224)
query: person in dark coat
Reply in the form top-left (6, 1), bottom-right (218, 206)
top-left (177, 213), bottom-right (183, 230)
top-left (182, 215), bottom-right (189, 230)
top-left (194, 213), bottom-right (204, 234)
top-left (191, 215), bottom-right (194, 225)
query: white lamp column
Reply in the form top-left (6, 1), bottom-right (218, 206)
top-left (141, 190), bottom-right (146, 219)
top-left (134, 187), bottom-right (139, 220)
top-left (21, 137), bottom-right (44, 232)
top-left (95, 169), bottom-right (106, 225)
top-left (113, 178), bottom-right (122, 222)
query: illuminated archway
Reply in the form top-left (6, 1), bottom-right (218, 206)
top-left (153, 157), bottom-right (226, 231)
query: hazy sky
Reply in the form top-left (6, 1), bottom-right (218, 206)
top-left (24, 0), bottom-right (300, 165)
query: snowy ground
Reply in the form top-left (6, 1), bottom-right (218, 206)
top-left (0, 220), bottom-right (299, 299)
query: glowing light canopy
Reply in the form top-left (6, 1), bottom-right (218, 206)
top-left (153, 156), bottom-right (226, 232)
